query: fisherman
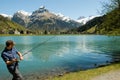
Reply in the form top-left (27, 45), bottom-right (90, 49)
top-left (1, 40), bottom-right (24, 80)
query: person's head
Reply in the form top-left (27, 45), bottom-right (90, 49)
top-left (6, 40), bottom-right (15, 49)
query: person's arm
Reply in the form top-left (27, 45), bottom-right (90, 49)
top-left (17, 52), bottom-right (24, 60)
top-left (6, 59), bottom-right (18, 65)
top-left (1, 52), bottom-right (17, 65)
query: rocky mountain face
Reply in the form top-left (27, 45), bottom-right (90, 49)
top-left (12, 6), bottom-right (81, 33)
top-left (12, 10), bottom-right (31, 27)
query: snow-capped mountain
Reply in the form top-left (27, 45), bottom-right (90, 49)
top-left (13, 10), bottom-right (31, 20)
top-left (77, 15), bottom-right (101, 25)
top-left (53, 13), bottom-right (71, 22)
top-left (12, 10), bottom-right (31, 27)
top-left (12, 6), bottom-right (81, 31)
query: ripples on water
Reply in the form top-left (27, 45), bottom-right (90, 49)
top-left (0, 35), bottom-right (120, 80)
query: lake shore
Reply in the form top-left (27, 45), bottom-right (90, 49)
top-left (22, 62), bottom-right (120, 80)
top-left (48, 62), bottom-right (120, 80)
top-left (0, 34), bottom-right (120, 37)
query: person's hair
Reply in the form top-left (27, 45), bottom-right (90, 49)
top-left (6, 40), bottom-right (14, 47)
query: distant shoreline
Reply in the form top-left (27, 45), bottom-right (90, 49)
top-left (0, 34), bottom-right (120, 37)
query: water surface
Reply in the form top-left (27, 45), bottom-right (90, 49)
top-left (0, 35), bottom-right (120, 80)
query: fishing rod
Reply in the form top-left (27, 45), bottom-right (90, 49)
top-left (22, 36), bottom-right (56, 56)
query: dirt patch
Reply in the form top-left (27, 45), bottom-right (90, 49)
top-left (92, 70), bottom-right (120, 80)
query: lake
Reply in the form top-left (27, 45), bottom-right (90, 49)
top-left (0, 35), bottom-right (120, 80)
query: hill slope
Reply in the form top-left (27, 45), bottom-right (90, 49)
top-left (76, 8), bottom-right (120, 35)
top-left (97, 8), bottom-right (120, 35)
top-left (0, 15), bottom-right (26, 34)
top-left (77, 16), bottom-right (104, 34)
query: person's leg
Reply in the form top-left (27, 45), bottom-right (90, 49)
top-left (7, 66), bottom-right (15, 80)
top-left (7, 66), bottom-right (23, 80)
top-left (13, 66), bottom-right (23, 80)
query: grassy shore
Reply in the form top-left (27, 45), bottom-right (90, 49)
top-left (48, 63), bottom-right (120, 80)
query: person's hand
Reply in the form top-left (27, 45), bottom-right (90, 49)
top-left (12, 59), bottom-right (18, 62)
top-left (20, 56), bottom-right (24, 60)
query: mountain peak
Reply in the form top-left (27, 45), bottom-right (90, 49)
top-left (33, 6), bottom-right (49, 14)
top-left (40, 6), bottom-right (45, 9)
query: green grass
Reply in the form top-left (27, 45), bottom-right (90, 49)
top-left (86, 26), bottom-right (96, 33)
top-left (48, 63), bottom-right (120, 80)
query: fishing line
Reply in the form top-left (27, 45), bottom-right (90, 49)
top-left (22, 36), bottom-right (56, 56)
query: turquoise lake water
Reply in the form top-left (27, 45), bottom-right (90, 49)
top-left (0, 35), bottom-right (120, 80)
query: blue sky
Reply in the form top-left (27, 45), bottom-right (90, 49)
top-left (0, 0), bottom-right (108, 19)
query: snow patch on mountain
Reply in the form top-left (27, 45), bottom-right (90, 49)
top-left (0, 13), bottom-right (12, 18)
top-left (52, 12), bottom-right (71, 22)
top-left (77, 15), bottom-right (101, 24)
top-left (17, 10), bottom-right (31, 16)
top-left (57, 13), bottom-right (71, 22)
